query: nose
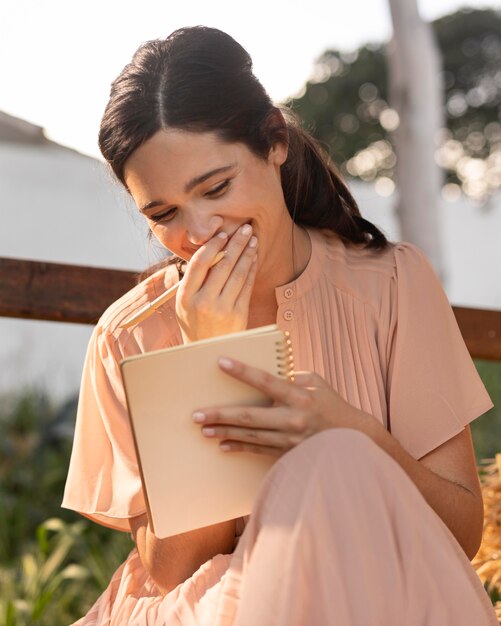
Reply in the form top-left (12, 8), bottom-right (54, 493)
top-left (185, 214), bottom-right (224, 246)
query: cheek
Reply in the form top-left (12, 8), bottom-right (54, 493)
top-left (149, 222), bottom-right (182, 253)
top-left (242, 166), bottom-right (281, 205)
top-left (231, 178), bottom-right (270, 213)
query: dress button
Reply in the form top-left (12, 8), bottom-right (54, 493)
top-left (284, 288), bottom-right (294, 299)
top-left (283, 310), bottom-right (294, 321)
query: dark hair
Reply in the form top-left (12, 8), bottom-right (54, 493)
top-left (99, 25), bottom-right (389, 271)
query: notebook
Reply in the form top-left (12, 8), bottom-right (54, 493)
top-left (120, 324), bottom-right (294, 539)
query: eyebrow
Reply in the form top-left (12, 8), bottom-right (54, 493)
top-left (139, 164), bottom-right (236, 212)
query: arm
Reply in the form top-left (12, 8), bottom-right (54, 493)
top-left (128, 229), bottom-right (260, 592)
top-left (357, 411), bottom-right (484, 560)
top-left (192, 361), bottom-right (485, 562)
top-left (130, 515), bottom-right (237, 595)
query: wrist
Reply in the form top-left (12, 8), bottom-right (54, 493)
top-left (343, 405), bottom-right (383, 441)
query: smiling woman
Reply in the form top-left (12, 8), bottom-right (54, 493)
top-left (61, 25), bottom-right (498, 626)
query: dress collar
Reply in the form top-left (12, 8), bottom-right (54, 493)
top-left (274, 227), bottom-right (326, 305)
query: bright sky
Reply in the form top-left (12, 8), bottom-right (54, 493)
top-left (0, 0), bottom-right (498, 159)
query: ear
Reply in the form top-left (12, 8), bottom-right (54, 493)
top-left (269, 139), bottom-right (288, 167)
top-left (263, 108), bottom-right (289, 166)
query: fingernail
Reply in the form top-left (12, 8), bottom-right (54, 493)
top-left (218, 357), bottom-right (234, 370)
top-left (240, 224), bottom-right (252, 235)
top-left (217, 231), bottom-right (228, 239)
top-left (248, 236), bottom-right (257, 248)
top-left (202, 427), bottom-right (216, 436)
top-left (192, 411), bottom-right (206, 423)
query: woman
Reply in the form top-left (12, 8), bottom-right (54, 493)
top-left (62, 26), bottom-right (498, 625)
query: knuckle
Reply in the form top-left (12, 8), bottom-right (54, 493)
top-left (245, 271), bottom-right (256, 287)
top-left (289, 414), bottom-right (307, 432)
top-left (260, 370), bottom-right (275, 388)
top-left (232, 267), bottom-right (247, 283)
top-left (189, 255), bottom-right (205, 271)
top-left (216, 258), bottom-right (231, 272)
top-left (295, 391), bottom-right (314, 411)
top-left (238, 409), bottom-right (253, 425)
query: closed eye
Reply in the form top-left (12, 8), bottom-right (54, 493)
top-left (149, 180), bottom-right (231, 223)
top-left (149, 207), bottom-right (177, 223)
top-left (205, 179), bottom-right (230, 197)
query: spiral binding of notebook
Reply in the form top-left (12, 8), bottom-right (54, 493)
top-left (276, 331), bottom-right (295, 382)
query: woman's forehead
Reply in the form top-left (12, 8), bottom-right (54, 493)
top-left (123, 129), bottom-right (243, 198)
top-left (137, 129), bottom-right (236, 161)
top-left (125, 130), bottom-right (241, 180)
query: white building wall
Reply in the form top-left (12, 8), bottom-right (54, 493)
top-left (0, 142), bottom-right (164, 399)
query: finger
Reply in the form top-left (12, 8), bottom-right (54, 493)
top-left (200, 224), bottom-right (254, 295)
top-left (220, 234), bottom-right (258, 301)
top-left (203, 424), bottom-right (300, 451)
top-left (222, 238), bottom-right (258, 308)
top-left (181, 231), bottom-right (229, 297)
top-left (217, 357), bottom-right (304, 405)
top-left (235, 252), bottom-right (258, 315)
top-left (194, 404), bottom-right (294, 431)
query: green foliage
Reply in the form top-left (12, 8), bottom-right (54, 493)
top-left (435, 8), bottom-right (501, 146)
top-left (0, 389), bottom-right (132, 625)
top-left (288, 44), bottom-right (389, 165)
top-left (0, 518), bottom-right (91, 625)
top-left (471, 360), bottom-right (501, 462)
top-left (486, 581), bottom-right (501, 607)
top-left (287, 8), bottom-right (501, 200)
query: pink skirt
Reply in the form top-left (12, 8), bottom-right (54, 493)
top-left (73, 429), bottom-right (498, 625)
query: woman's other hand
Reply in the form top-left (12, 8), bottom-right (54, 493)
top-left (192, 357), bottom-right (368, 457)
top-left (176, 224), bottom-right (258, 343)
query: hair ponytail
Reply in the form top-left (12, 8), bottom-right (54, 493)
top-left (279, 112), bottom-right (388, 249)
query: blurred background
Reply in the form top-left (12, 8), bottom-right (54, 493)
top-left (1, 0), bottom-right (501, 622)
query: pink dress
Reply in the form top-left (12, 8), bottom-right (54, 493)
top-left (62, 227), bottom-right (497, 625)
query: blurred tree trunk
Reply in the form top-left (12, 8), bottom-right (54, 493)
top-left (388, 0), bottom-right (445, 276)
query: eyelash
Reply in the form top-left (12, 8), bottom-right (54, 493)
top-left (149, 180), bottom-right (231, 223)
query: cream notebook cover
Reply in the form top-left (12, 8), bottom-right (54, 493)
top-left (120, 324), bottom-right (294, 538)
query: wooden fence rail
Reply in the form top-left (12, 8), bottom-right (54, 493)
top-left (1, 257), bottom-right (501, 361)
top-left (0, 257), bottom-right (137, 325)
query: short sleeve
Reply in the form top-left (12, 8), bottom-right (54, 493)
top-left (386, 242), bottom-right (493, 460)
top-left (61, 325), bottom-right (146, 531)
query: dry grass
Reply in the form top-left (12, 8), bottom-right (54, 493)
top-left (473, 454), bottom-right (501, 621)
